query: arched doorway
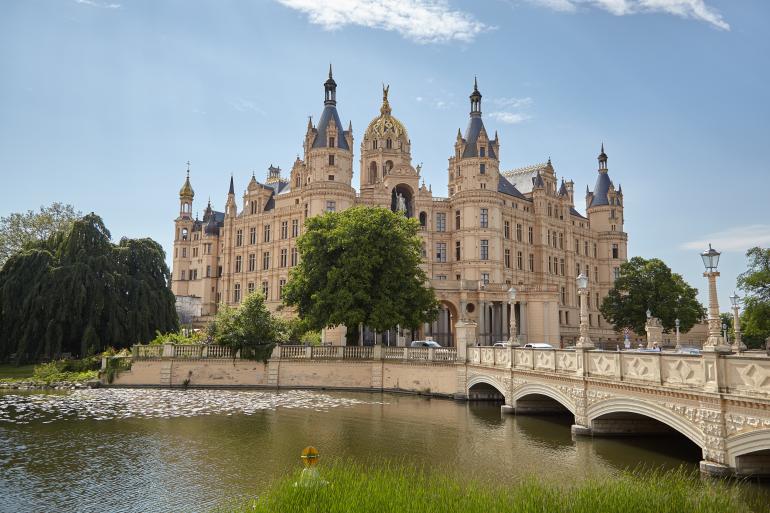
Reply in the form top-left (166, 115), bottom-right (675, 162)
top-left (424, 301), bottom-right (457, 347)
top-left (390, 184), bottom-right (414, 218)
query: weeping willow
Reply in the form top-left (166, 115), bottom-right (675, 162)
top-left (0, 213), bottom-right (178, 363)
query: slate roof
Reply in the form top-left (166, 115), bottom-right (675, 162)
top-left (502, 163), bottom-right (550, 194)
top-left (312, 105), bottom-right (350, 151)
top-left (497, 174), bottom-right (527, 199)
top-left (461, 116), bottom-right (496, 158)
top-left (589, 172), bottom-right (613, 207)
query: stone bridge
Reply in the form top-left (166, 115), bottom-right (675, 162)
top-left (112, 343), bottom-right (770, 477)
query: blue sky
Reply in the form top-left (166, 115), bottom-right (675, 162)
top-left (1, 0), bottom-right (768, 311)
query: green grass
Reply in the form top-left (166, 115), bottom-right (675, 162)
top-left (0, 364), bottom-right (35, 379)
top-left (222, 461), bottom-right (762, 513)
top-left (0, 361), bottom-right (98, 385)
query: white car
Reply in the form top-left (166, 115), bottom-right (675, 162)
top-left (524, 343), bottom-right (554, 349)
top-left (410, 340), bottom-right (442, 348)
top-left (492, 342), bottom-right (510, 348)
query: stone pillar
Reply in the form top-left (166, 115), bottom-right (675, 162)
top-left (703, 271), bottom-right (730, 352)
top-left (500, 301), bottom-right (504, 340)
top-left (454, 319), bottom-right (477, 363)
top-left (478, 301), bottom-right (486, 345)
top-left (162, 343), bottom-right (175, 358)
top-left (520, 302), bottom-right (528, 344)
top-left (645, 317), bottom-right (663, 349)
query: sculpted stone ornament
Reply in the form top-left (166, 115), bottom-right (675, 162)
top-left (396, 192), bottom-right (407, 213)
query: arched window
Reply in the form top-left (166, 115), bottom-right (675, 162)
top-left (385, 160), bottom-right (393, 174)
top-left (386, 138), bottom-right (392, 149)
top-left (181, 228), bottom-right (188, 241)
top-left (369, 161), bottom-right (378, 184)
top-left (372, 139), bottom-right (378, 149)
top-left (419, 211), bottom-right (427, 227)
top-left (295, 175), bottom-right (301, 188)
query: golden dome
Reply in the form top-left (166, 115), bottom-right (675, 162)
top-left (365, 85), bottom-right (408, 141)
top-left (179, 174), bottom-right (194, 199)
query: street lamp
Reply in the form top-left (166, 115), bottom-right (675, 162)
top-left (729, 292), bottom-right (746, 352)
top-left (507, 286), bottom-right (519, 347)
top-left (576, 273), bottom-right (593, 349)
top-left (722, 323), bottom-right (728, 345)
top-left (675, 318), bottom-right (681, 351)
top-left (701, 244), bottom-right (728, 351)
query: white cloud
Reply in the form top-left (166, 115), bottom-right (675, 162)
top-left (228, 98), bottom-right (266, 116)
top-left (490, 96), bottom-right (533, 108)
top-left (680, 225), bottom-right (770, 252)
top-left (526, 0), bottom-right (729, 30)
top-left (489, 111), bottom-right (532, 124)
top-left (276, 0), bottom-right (490, 43)
top-left (75, 0), bottom-right (121, 9)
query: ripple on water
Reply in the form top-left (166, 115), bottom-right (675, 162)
top-left (0, 388), bottom-right (377, 424)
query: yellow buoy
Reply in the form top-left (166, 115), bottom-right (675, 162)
top-left (301, 446), bottom-right (320, 468)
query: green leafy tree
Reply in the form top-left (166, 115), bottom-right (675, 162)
top-left (0, 213), bottom-right (178, 362)
top-left (0, 203), bottom-right (80, 268)
top-left (208, 291), bottom-right (282, 360)
top-left (600, 257), bottom-right (705, 335)
top-left (282, 206), bottom-right (439, 345)
top-left (737, 247), bottom-right (770, 347)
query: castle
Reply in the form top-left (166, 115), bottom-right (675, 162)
top-left (172, 68), bottom-right (628, 347)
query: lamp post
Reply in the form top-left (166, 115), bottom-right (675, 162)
top-left (722, 323), bottom-right (728, 345)
top-left (675, 318), bottom-right (681, 351)
top-left (730, 292), bottom-right (746, 352)
top-left (701, 244), bottom-right (728, 351)
top-left (576, 273), bottom-right (593, 349)
top-left (507, 287), bottom-right (519, 347)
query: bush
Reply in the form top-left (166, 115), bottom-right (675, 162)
top-left (148, 330), bottom-right (207, 346)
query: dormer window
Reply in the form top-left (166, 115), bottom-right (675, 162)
top-left (386, 138), bottom-right (392, 149)
top-left (480, 147), bottom-right (485, 157)
top-left (329, 137), bottom-right (335, 147)
top-left (373, 140), bottom-right (378, 149)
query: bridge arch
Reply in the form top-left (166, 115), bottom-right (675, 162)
top-left (587, 398), bottom-right (704, 447)
top-left (726, 429), bottom-right (770, 469)
top-left (511, 383), bottom-right (576, 415)
top-left (467, 375), bottom-right (508, 401)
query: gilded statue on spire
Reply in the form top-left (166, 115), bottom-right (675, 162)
top-left (380, 83), bottom-right (391, 115)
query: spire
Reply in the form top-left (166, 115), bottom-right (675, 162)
top-left (598, 142), bottom-right (608, 170)
top-left (307, 116), bottom-right (313, 131)
top-left (348, 120), bottom-right (352, 132)
top-left (228, 174), bottom-right (234, 195)
top-left (470, 76), bottom-right (482, 115)
top-left (456, 127), bottom-right (462, 140)
top-left (380, 83), bottom-right (391, 115)
top-left (324, 64), bottom-right (337, 106)
top-left (179, 162), bottom-right (194, 199)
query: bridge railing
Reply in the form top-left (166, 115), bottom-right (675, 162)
top-left (468, 346), bottom-right (770, 396)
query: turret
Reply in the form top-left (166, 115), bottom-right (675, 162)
top-left (226, 175), bottom-right (237, 218)
top-left (447, 77), bottom-right (500, 196)
top-left (179, 162), bottom-right (194, 218)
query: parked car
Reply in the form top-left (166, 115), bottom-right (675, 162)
top-left (492, 342), bottom-right (510, 348)
top-left (410, 340), bottom-right (442, 348)
top-left (523, 343), bottom-right (554, 349)
top-left (677, 347), bottom-right (701, 355)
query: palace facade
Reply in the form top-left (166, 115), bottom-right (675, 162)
top-left (171, 69), bottom-right (629, 347)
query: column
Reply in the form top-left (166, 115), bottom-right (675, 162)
top-left (478, 301), bottom-right (486, 345)
top-left (501, 301), bottom-right (508, 340)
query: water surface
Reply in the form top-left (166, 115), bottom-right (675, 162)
top-left (0, 388), bottom-right (757, 513)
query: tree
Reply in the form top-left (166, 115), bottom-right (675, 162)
top-left (282, 206), bottom-right (439, 345)
top-left (737, 247), bottom-right (770, 347)
top-left (208, 291), bottom-right (283, 360)
top-left (0, 213), bottom-right (178, 362)
top-left (600, 257), bottom-right (705, 335)
top-left (0, 203), bottom-right (80, 268)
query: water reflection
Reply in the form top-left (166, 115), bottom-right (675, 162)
top-left (0, 389), bottom-right (763, 513)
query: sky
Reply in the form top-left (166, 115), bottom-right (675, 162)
top-left (1, 0), bottom-right (768, 312)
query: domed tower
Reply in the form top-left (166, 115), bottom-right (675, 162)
top-left (302, 65), bottom-right (355, 216)
top-left (360, 85), bottom-right (420, 216)
top-left (361, 85), bottom-right (413, 187)
top-left (447, 78), bottom-right (500, 196)
top-left (172, 164), bottom-right (196, 297)
top-left (586, 144), bottom-right (628, 318)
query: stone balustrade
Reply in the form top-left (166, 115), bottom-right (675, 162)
top-left (467, 346), bottom-right (770, 398)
